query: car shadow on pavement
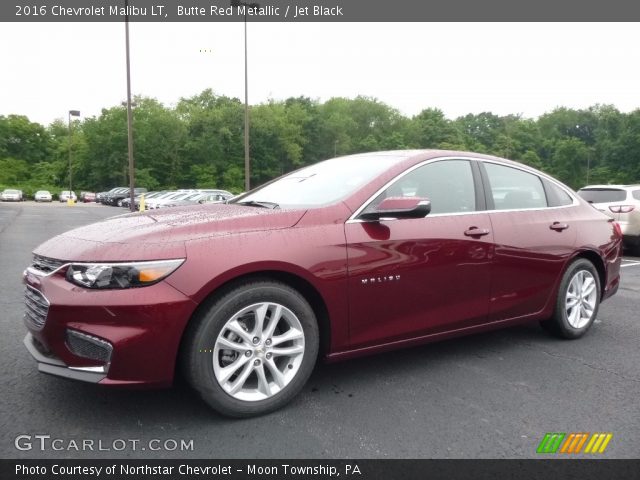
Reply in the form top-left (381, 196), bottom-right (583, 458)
top-left (27, 322), bottom-right (552, 424)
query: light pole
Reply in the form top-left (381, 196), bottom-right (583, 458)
top-left (231, 0), bottom-right (259, 192)
top-left (124, 0), bottom-right (135, 211)
top-left (68, 110), bottom-right (80, 203)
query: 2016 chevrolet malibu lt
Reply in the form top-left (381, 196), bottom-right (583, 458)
top-left (23, 150), bottom-right (622, 417)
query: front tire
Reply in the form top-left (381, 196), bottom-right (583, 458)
top-left (541, 258), bottom-right (601, 339)
top-left (182, 280), bottom-right (319, 417)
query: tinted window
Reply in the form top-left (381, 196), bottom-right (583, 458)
top-left (543, 179), bottom-right (574, 207)
top-left (485, 163), bottom-right (547, 210)
top-left (632, 190), bottom-right (640, 201)
top-left (236, 154), bottom-right (405, 208)
top-left (367, 160), bottom-right (476, 215)
top-left (577, 188), bottom-right (626, 203)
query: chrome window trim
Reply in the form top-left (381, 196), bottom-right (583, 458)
top-left (347, 155), bottom-right (579, 223)
top-left (480, 159), bottom-right (580, 209)
top-left (347, 156), bottom-right (474, 222)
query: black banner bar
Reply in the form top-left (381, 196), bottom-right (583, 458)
top-left (3, 459), bottom-right (640, 480)
top-left (4, 0), bottom-right (640, 22)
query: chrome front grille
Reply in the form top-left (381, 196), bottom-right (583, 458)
top-left (24, 286), bottom-right (50, 330)
top-left (31, 254), bottom-right (65, 274)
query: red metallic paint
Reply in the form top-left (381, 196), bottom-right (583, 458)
top-left (22, 150), bottom-right (623, 387)
top-left (345, 213), bottom-right (494, 349)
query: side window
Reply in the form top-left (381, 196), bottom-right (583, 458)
top-left (633, 190), bottom-right (640, 201)
top-left (484, 163), bottom-right (547, 210)
top-left (543, 179), bottom-right (574, 207)
top-left (367, 160), bottom-right (476, 215)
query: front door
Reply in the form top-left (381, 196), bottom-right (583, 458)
top-left (345, 159), bottom-right (494, 350)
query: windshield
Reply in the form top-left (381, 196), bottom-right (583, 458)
top-left (232, 154), bottom-right (404, 208)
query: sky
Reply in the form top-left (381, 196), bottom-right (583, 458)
top-left (1, 22), bottom-right (638, 126)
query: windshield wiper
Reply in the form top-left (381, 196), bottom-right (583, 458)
top-left (236, 200), bottom-right (280, 209)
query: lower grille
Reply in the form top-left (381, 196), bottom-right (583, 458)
top-left (24, 286), bottom-right (49, 330)
top-left (65, 330), bottom-right (113, 363)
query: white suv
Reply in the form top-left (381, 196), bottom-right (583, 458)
top-left (578, 185), bottom-right (640, 254)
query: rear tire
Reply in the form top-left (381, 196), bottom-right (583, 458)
top-left (182, 280), bottom-right (319, 417)
top-left (540, 258), bottom-right (601, 339)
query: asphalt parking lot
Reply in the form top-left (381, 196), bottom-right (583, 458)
top-left (1, 202), bottom-right (639, 459)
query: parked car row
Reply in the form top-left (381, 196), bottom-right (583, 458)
top-left (1, 189), bottom-right (71, 202)
top-left (2, 187), bottom-right (234, 205)
top-left (98, 187), bottom-right (148, 206)
top-left (97, 188), bottom-right (234, 210)
top-left (142, 190), bottom-right (234, 210)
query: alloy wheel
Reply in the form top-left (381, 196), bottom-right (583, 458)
top-left (565, 270), bottom-right (597, 329)
top-left (212, 302), bottom-right (305, 402)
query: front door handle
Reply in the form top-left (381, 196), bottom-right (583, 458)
top-left (464, 227), bottom-right (490, 237)
top-left (550, 222), bottom-right (569, 231)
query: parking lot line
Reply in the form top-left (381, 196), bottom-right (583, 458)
top-left (620, 261), bottom-right (640, 268)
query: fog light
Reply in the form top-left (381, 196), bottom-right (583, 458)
top-left (65, 330), bottom-right (113, 363)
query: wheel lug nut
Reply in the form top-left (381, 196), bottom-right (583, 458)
top-left (252, 337), bottom-right (260, 344)
top-left (265, 339), bottom-right (272, 346)
top-left (245, 351), bottom-right (252, 357)
top-left (254, 359), bottom-right (261, 366)
top-left (266, 353), bottom-right (272, 359)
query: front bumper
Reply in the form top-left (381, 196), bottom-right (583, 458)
top-left (23, 268), bottom-right (198, 387)
top-left (23, 333), bottom-right (107, 383)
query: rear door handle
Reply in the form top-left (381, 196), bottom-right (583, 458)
top-left (464, 227), bottom-right (490, 237)
top-left (550, 222), bottom-right (569, 231)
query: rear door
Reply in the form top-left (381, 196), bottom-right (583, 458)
top-left (480, 162), bottom-right (577, 321)
top-left (345, 158), bottom-right (494, 350)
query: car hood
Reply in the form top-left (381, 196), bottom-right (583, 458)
top-left (33, 204), bottom-right (307, 262)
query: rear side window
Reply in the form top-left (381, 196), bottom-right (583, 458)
top-left (633, 190), bottom-right (640, 201)
top-left (543, 179), bottom-right (574, 207)
top-left (484, 163), bottom-right (547, 210)
top-left (578, 188), bottom-right (627, 203)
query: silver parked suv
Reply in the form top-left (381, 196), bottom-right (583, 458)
top-left (578, 185), bottom-right (640, 254)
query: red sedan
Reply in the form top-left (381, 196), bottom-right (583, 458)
top-left (22, 150), bottom-right (622, 417)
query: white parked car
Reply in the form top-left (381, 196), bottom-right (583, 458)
top-left (59, 190), bottom-right (77, 202)
top-left (34, 190), bottom-right (53, 202)
top-left (1, 189), bottom-right (22, 202)
top-left (578, 184), bottom-right (640, 254)
top-left (196, 189), bottom-right (234, 203)
top-left (145, 192), bottom-right (194, 209)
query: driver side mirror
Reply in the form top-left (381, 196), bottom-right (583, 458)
top-left (359, 196), bottom-right (431, 221)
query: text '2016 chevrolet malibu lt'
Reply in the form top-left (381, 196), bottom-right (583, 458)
top-left (23, 150), bottom-right (622, 417)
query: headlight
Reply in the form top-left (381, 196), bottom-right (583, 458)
top-left (65, 259), bottom-right (184, 289)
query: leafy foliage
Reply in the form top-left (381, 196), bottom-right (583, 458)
top-left (1, 95), bottom-right (638, 198)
